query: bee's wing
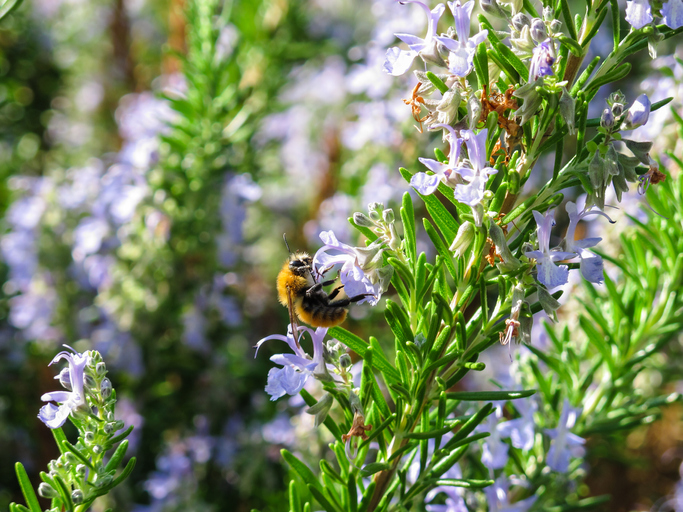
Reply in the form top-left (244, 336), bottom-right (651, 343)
top-left (286, 285), bottom-right (301, 348)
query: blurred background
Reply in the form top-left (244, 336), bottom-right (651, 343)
top-left (0, 0), bottom-right (682, 510)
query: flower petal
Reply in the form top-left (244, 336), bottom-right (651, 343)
top-left (410, 171), bottom-right (442, 195)
top-left (383, 47), bottom-right (418, 76)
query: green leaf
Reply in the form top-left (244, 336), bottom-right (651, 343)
top-left (433, 478), bottom-right (494, 488)
top-left (570, 56), bottom-right (600, 95)
top-left (405, 421), bottom-right (460, 439)
top-left (610, 0), bottom-right (620, 48)
top-left (15, 463), bottom-right (41, 512)
top-left (426, 71), bottom-right (449, 94)
top-left (289, 480), bottom-right (302, 512)
top-left (282, 450), bottom-right (323, 494)
top-left (401, 192), bottom-right (417, 265)
top-left (308, 485), bottom-right (342, 512)
top-left (445, 389), bottom-right (536, 401)
top-left (108, 457), bottom-right (136, 489)
top-left (474, 42), bottom-right (489, 87)
top-left (558, 35), bottom-right (583, 56)
top-left (423, 218), bottom-right (457, 281)
top-left (493, 41), bottom-right (527, 82)
top-left (0, 0), bottom-right (23, 20)
top-left (559, 0), bottom-right (578, 40)
top-left (358, 481), bottom-right (377, 512)
top-left (329, 327), bottom-right (401, 383)
top-left (585, 63), bottom-right (631, 96)
top-left (580, 7), bottom-right (608, 48)
top-left (385, 299), bottom-right (414, 344)
top-left (388, 256), bottom-right (414, 291)
top-left (360, 462), bottom-right (391, 477)
top-left (51, 427), bottom-right (68, 453)
top-left (347, 474), bottom-right (358, 512)
top-left (107, 425), bottom-right (135, 446)
top-left (54, 475), bottom-right (74, 512)
top-left (104, 440), bottom-right (129, 473)
top-left (399, 168), bottom-right (462, 240)
top-left (443, 403), bottom-right (493, 449)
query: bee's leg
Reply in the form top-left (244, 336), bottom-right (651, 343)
top-left (329, 293), bottom-right (375, 307)
top-left (327, 284), bottom-right (345, 300)
top-left (306, 279), bottom-right (339, 298)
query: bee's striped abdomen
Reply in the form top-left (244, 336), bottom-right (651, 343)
top-left (296, 297), bottom-right (348, 328)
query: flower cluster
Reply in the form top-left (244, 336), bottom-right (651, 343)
top-left (13, 347), bottom-right (136, 511)
top-left (525, 202), bottom-right (614, 289)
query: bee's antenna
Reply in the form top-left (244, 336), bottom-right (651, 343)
top-left (283, 233), bottom-right (292, 254)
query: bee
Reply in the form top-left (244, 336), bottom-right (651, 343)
top-left (277, 236), bottom-right (372, 329)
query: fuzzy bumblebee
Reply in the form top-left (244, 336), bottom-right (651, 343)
top-left (277, 251), bottom-right (370, 328)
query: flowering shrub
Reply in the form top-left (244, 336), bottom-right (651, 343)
top-left (2, 0), bottom-right (683, 510)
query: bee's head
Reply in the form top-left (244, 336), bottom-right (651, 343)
top-left (289, 251), bottom-right (312, 276)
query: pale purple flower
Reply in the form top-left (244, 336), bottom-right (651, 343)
top-left (485, 476), bottom-right (537, 512)
top-left (625, 0), bottom-right (653, 29)
top-left (545, 398), bottom-right (586, 472)
top-left (499, 398), bottom-right (537, 451)
top-left (255, 325), bottom-right (328, 401)
top-left (525, 210), bottom-right (575, 288)
top-left (436, 1), bottom-right (488, 77)
top-left (623, 93), bottom-right (651, 130)
top-left (425, 465), bottom-right (467, 512)
top-left (453, 129), bottom-right (498, 206)
top-left (662, 0), bottom-right (683, 28)
top-left (384, 1), bottom-right (446, 76)
top-left (528, 39), bottom-right (555, 80)
top-left (38, 347), bottom-right (89, 429)
top-left (312, 231), bottom-right (389, 306)
top-left (562, 202), bottom-right (614, 284)
top-left (411, 123), bottom-right (463, 195)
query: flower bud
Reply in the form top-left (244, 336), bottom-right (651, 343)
top-left (58, 368), bottom-right (72, 391)
top-left (353, 212), bottom-right (374, 228)
top-left (511, 12), bottom-right (531, 31)
top-left (537, 285), bottom-right (561, 322)
top-left (530, 19), bottom-right (547, 42)
top-left (450, 222), bottom-right (475, 257)
top-left (549, 19), bottom-right (562, 32)
top-left (88, 350), bottom-right (100, 364)
top-left (543, 6), bottom-right (554, 20)
top-left (600, 108), bottom-right (615, 129)
top-left (382, 208), bottom-right (395, 224)
top-left (104, 422), bottom-right (115, 435)
top-left (93, 444), bottom-right (103, 454)
top-left (623, 94), bottom-right (651, 130)
top-left (84, 372), bottom-right (96, 391)
top-left (84, 431), bottom-right (95, 443)
top-left (38, 483), bottom-right (59, 499)
top-left (96, 362), bottom-right (107, 376)
top-left (339, 353), bottom-right (352, 368)
top-left (100, 378), bottom-right (112, 399)
top-left (76, 464), bottom-right (87, 476)
top-left (481, 0), bottom-right (508, 18)
top-left (72, 489), bottom-right (84, 505)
